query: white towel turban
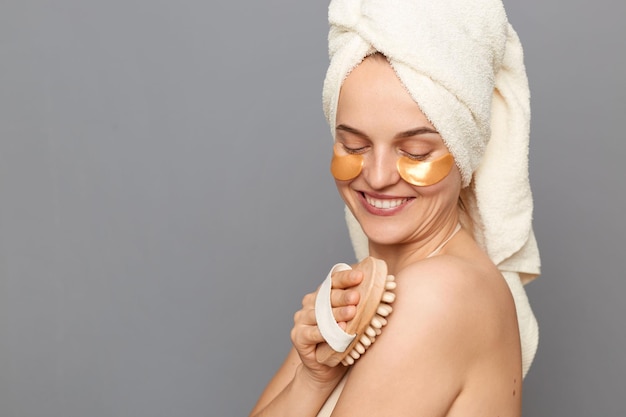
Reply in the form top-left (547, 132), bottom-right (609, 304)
top-left (322, 0), bottom-right (541, 377)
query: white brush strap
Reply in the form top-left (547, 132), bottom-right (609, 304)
top-left (315, 263), bottom-right (356, 352)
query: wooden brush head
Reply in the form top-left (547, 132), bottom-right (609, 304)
top-left (316, 256), bottom-right (391, 367)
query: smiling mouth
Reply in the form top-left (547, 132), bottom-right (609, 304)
top-left (363, 193), bottom-right (412, 209)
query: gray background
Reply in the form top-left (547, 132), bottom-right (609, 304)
top-left (0, 1), bottom-right (624, 416)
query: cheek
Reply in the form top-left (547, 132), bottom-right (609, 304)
top-left (446, 165), bottom-right (462, 188)
top-left (335, 179), bottom-right (352, 201)
top-left (335, 179), bottom-right (364, 213)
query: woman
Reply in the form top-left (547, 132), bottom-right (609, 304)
top-left (251, 0), bottom-right (540, 415)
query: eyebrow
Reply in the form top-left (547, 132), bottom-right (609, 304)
top-left (335, 124), bottom-right (370, 139)
top-left (396, 127), bottom-right (440, 138)
top-left (335, 124), bottom-right (439, 139)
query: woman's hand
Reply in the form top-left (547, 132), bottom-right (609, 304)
top-left (290, 268), bottom-right (363, 386)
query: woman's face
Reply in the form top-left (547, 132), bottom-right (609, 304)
top-left (334, 55), bottom-right (462, 247)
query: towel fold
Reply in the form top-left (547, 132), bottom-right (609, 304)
top-left (323, 0), bottom-right (541, 377)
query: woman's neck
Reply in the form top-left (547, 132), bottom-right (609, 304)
top-left (368, 216), bottom-right (461, 275)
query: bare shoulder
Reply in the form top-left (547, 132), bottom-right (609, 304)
top-left (394, 253), bottom-right (519, 368)
top-left (331, 251), bottom-right (522, 416)
top-left (398, 253), bottom-right (517, 331)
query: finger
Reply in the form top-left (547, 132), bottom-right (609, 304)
top-left (332, 269), bottom-right (363, 290)
top-left (332, 305), bottom-right (356, 324)
top-left (305, 304), bottom-right (356, 327)
top-left (330, 288), bottom-right (360, 307)
top-left (301, 292), bottom-right (316, 308)
top-left (291, 323), bottom-right (325, 347)
top-left (294, 307), bottom-right (317, 326)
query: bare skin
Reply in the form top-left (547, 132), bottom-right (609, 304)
top-left (250, 56), bottom-right (522, 417)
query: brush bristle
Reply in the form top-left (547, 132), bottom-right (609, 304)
top-left (340, 274), bottom-right (395, 366)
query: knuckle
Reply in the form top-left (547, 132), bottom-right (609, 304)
top-left (302, 292), bottom-right (314, 307)
top-left (330, 289), bottom-right (342, 306)
top-left (294, 308), bottom-right (309, 324)
top-left (307, 327), bottom-right (319, 342)
top-left (290, 329), bottom-right (303, 347)
top-left (290, 326), bottom-right (300, 341)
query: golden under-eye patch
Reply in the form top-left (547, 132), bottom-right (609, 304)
top-left (330, 143), bottom-right (363, 181)
top-left (397, 153), bottom-right (454, 186)
top-left (330, 143), bottom-right (454, 186)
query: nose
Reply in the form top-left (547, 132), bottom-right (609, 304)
top-left (362, 150), bottom-right (400, 190)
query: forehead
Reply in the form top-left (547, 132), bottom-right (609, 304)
top-left (336, 56), bottom-right (435, 134)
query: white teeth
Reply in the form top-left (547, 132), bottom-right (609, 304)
top-left (365, 195), bottom-right (409, 209)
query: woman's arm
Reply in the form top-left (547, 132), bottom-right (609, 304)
top-left (249, 268), bottom-right (364, 417)
top-left (330, 256), bottom-right (522, 417)
top-left (249, 349), bottom-right (344, 417)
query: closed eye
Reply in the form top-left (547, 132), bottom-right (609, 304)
top-left (401, 151), bottom-right (430, 161)
top-left (342, 144), bottom-right (369, 154)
